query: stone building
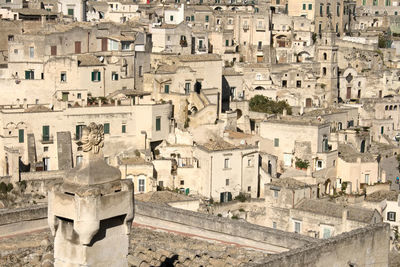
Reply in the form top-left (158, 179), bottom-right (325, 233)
top-left (264, 177), bottom-right (382, 237)
top-left (0, 101), bottom-right (172, 178)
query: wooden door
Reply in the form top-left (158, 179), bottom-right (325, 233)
top-left (346, 87), bottom-right (351, 99)
top-left (75, 41), bottom-right (81, 54)
top-left (101, 38), bottom-right (108, 51)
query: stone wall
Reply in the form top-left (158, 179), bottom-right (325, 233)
top-left (135, 201), bottom-right (316, 250)
top-left (20, 170), bottom-right (65, 181)
top-left (0, 205), bottom-right (47, 226)
top-left (256, 223), bottom-right (390, 267)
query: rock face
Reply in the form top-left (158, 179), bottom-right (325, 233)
top-left (47, 123), bottom-right (134, 267)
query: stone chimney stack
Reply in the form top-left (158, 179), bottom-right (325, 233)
top-left (48, 123), bottom-right (134, 267)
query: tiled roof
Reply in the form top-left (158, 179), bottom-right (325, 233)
top-left (77, 54), bottom-right (104, 67)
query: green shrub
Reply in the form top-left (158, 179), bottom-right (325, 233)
top-left (134, 150), bottom-right (141, 157)
top-left (235, 192), bottom-right (249, 202)
top-left (217, 214), bottom-right (222, 217)
top-left (239, 208), bottom-right (245, 212)
top-left (231, 215), bottom-right (239, 220)
top-left (249, 95), bottom-right (292, 115)
top-left (6, 183), bottom-right (13, 192)
top-left (295, 158), bottom-right (310, 169)
top-left (0, 182), bottom-right (7, 194)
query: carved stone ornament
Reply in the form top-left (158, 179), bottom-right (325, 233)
top-left (81, 122), bottom-right (104, 154)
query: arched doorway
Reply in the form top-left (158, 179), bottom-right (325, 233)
top-left (324, 179), bottom-right (331, 195)
top-left (194, 81), bottom-right (202, 94)
top-left (306, 98), bottom-right (312, 108)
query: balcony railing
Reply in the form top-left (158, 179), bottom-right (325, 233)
top-left (198, 46), bottom-right (207, 52)
top-left (41, 135), bottom-right (54, 144)
top-left (256, 25), bottom-right (266, 31)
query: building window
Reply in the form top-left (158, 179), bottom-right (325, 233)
top-left (274, 138), bottom-right (279, 147)
top-left (191, 15), bottom-right (194, 21)
top-left (29, 47), bottom-right (34, 58)
top-left (42, 125), bottom-right (50, 142)
top-left (388, 212), bottom-right (396, 221)
top-left (108, 39), bottom-right (119, 51)
top-left (76, 155), bottom-right (83, 167)
top-left (60, 72), bottom-right (66, 82)
top-left (77, 93), bottom-right (82, 99)
top-left (320, 4), bottom-right (323, 16)
top-left (180, 180), bottom-right (184, 185)
top-left (122, 124), bottom-right (126, 133)
top-left (205, 15), bottom-right (209, 22)
top-left (156, 116), bottom-right (161, 131)
top-left (18, 129), bottom-right (24, 143)
top-left (170, 15), bottom-right (174, 21)
top-left (25, 70), bottom-right (34, 80)
top-left (91, 70), bottom-right (101, 82)
top-left (302, 3), bottom-right (306, 10)
top-left (51, 46), bottom-right (57, 56)
top-left (308, 3), bottom-right (312, 10)
top-left (185, 82), bottom-right (190, 94)
top-left (68, 8), bottom-right (74, 16)
top-left (75, 125), bottom-right (85, 140)
top-left (224, 158), bottom-right (230, 169)
top-left (247, 186), bottom-right (251, 192)
top-left (323, 228), bottom-right (331, 239)
top-left (121, 42), bottom-right (131, 51)
top-left (112, 72), bottom-right (119, 81)
top-left (44, 146), bottom-right (48, 152)
top-left (164, 84), bottom-right (170, 94)
top-left (248, 159), bottom-right (252, 166)
top-left (258, 41), bottom-right (262, 50)
top-left (104, 123), bottom-right (110, 134)
top-left (294, 221), bottom-right (301, 233)
top-left (365, 174), bottom-right (370, 184)
top-left (273, 190), bottom-right (279, 198)
top-left (62, 92), bottom-right (68, 102)
top-left (226, 179), bottom-right (229, 186)
top-left (139, 178), bottom-right (145, 192)
top-left (225, 39), bottom-right (229, 46)
top-left (139, 66), bottom-right (143, 77)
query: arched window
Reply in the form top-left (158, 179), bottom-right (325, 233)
top-left (322, 67), bottom-right (327, 76)
top-left (323, 53), bottom-right (327, 60)
top-left (385, 105), bottom-right (389, 110)
top-left (395, 105), bottom-right (398, 110)
top-left (390, 105), bottom-right (393, 110)
top-left (338, 122), bottom-right (342, 131)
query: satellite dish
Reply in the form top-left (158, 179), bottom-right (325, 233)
top-left (98, 56), bottom-right (104, 62)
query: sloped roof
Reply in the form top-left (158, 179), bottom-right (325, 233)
top-left (269, 178), bottom-right (310, 190)
top-left (366, 190), bottom-right (399, 202)
top-left (77, 54), bottom-right (104, 67)
top-left (295, 199), bottom-right (377, 224)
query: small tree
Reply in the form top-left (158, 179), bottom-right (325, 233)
top-left (249, 95), bottom-right (292, 115)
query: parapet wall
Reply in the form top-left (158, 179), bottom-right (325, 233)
top-left (20, 170), bottom-right (65, 181)
top-left (256, 223), bottom-right (390, 267)
top-left (135, 201), bottom-right (316, 250)
top-left (0, 204), bottom-right (47, 226)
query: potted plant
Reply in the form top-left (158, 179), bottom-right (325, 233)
top-left (295, 157), bottom-right (310, 171)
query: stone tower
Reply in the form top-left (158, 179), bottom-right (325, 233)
top-left (317, 21), bottom-right (339, 106)
top-left (48, 123), bottom-right (134, 267)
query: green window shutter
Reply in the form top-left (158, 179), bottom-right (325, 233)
top-left (191, 15), bottom-right (194, 21)
top-left (164, 84), bottom-right (169, 93)
top-left (274, 138), bottom-right (279, 147)
top-left (225, 40), bottom-right (229, 46)
top-left (18, 129), bottom-right (24, 143)
top-left (91, 71), bottom-right (95, 81)
top-left (43, 126), bottom-right (49, 141)
top-left (303, 3), bottom-right (306, 10)
top-left (97, 71), bottom-right (101, 81)
top-left (308, 4), bottom-right (312, 10)
top-left (104, 123), bottom-right (110, 134)
top-left (76, 125), bottom-right (80, 140)
top-left (25, 71), bottom-right (29, 79)
top-left (156, 117), bottom-right (161, 131)
top-left (122, 125), bottom-right (126, 133)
